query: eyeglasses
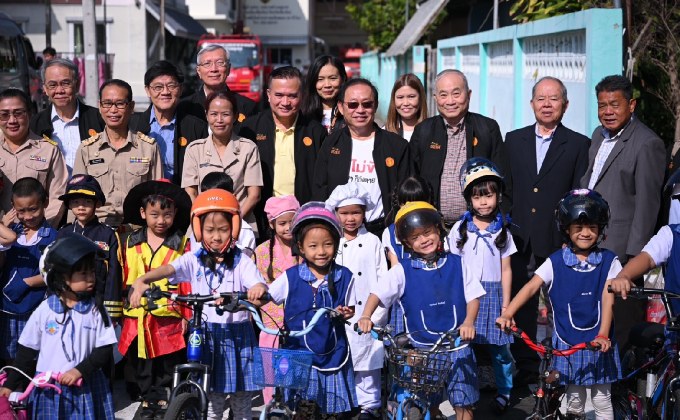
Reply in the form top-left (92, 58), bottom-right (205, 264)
top-left (345, 101), bottom-right (374, 110)
top-left (198, 60), bottom-right (228, 69)
top-left (0, 109), bottom-right (27, 121)
top-left (148, 83), bottom-right (180, 93)
top-left (44, 80), bottom-right (74, 91)
top-left (100, 101), bottom-right (129, 109)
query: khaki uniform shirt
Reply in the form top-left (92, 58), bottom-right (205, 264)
top-left (73, 130), bottom-right (163, 227)
top-left (0, 131), bottom-right (68, 225)
top-left (182, 134), bottom-right (263, 231)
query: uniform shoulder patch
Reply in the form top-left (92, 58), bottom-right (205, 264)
top-left (82, 133), bottom-right (101, 145)
top-left (136, 132), bottom-right (156, 144)
top-left (41, 135), bottom-right (59, 147)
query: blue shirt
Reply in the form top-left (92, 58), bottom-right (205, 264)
top-left (534, 124), bottom-right (555, 173)
top-left (148, 108), bottom-right (176, 179)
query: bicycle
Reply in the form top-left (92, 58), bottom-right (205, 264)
top-left (0, 368), bottom-right (83, 419)
top-left (503, 325), bottom-right (601, 420)
top-left (355, 323), bottom-right (466, 420)
top-left (609, 285), bottom-right (680, 419)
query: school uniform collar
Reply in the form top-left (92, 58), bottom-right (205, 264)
top-left (47, 294), bottom-right (94, 314)
top-left (562, 247), bottom-right (603, 268)
top-left (70, 217), bottom-right (101, 233)
top-left (297, 261), bottom-right (342, 284)
top-left (12, 219), bottom-right (52, 238)
top-left (410, 253), bottom-right (447, 270)
top-left (192, 245), bottom-right (242, 267)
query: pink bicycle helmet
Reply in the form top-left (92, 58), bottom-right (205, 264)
top-left (291, 201), bottom-right (343, 255)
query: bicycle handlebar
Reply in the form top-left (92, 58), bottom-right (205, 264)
top-left (353, 323), bottom-right (465, 352)
top-left (607, 285), bottom-right (680, 299)
top-left (0, 370), bottom-right (83, 403)
top-left (503, 325), bottom-right (600, 356)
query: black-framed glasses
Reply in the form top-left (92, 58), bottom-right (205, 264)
top-left (0, 109), bottom-right (28, 121)
top-left (100, 101), bottom-right (129, 109)
top-left (44, 80), bottom-right (74, 90)
top-left (198, 60), bottom-right (228, 69)
top-left (148, 83), bottom-right (180, 93)
top-left (345, 101), bottom-right (374, 110)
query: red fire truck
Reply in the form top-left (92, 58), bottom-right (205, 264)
top-left (197, 34), bottom-right (272, 103)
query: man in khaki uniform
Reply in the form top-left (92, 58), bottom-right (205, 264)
top-left (0, 88), bottom-right (68, 225)
top-left (73, 80), bottom-right (162, 227)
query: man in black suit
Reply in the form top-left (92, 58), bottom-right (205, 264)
top-left (410, 69), bottom-right (507, 226)
top-left (179, 44), bottom-right (257, 124)
top-left (505, 76), bottom-right (590, 381)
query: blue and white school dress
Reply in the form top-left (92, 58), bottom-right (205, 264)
top-left (545, 248), bottom-right (622, 386)
top-left (398, 254), bottom-right (481, 407)
top-left (19, 295), bottom-right (116, 419)
top-left (449, 213), bottom-right (516, 345)
top-left (168, 247), bottom-right (265, 394)
top-left (275, 263), bottom-right (358, 414)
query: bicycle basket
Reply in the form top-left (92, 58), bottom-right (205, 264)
top-left (253, 347), bottom-right (314, 390)
top-left (386, 346), bottom-right (453, 395)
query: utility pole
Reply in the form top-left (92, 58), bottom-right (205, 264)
top-left (493, 0), bottom-right (499, 29)
top-left (159, 0), bottom-right (165, 60)
top-left (45, 0), bottom-right (51, 47)
top-left (82, 0), bottom-right (99, 106)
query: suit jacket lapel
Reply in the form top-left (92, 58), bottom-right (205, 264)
top-left (536, 124), bottom-right (566, 183)
top-left (594, 124), bottom-right (632, 186)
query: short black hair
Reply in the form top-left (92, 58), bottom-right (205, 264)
top-left (0, 88), bottom-right (31, 112)
top-left (11, 177), bottom-right (47, 203)
top-left (200, 172), bottom-right (234, 193)
top-left (144, 60), bottom-right (184, 86)
top-left (141, 194), bottom-right (176, 211)
top-left (99, 79), bottom-right (133, 102)
top-left (595, 75), bottom-right (633, 101)
top-left (337, 78), bottom-right (379, 104)
top-left (268, 65), bottom-right (302, 87)
top-left (42, 47), bottom-right (56, 56)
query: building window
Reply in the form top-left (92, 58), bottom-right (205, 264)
top-left (270, 48), bottom-right (292, 66)
top-left (72, 23), bottom-right (107, 54)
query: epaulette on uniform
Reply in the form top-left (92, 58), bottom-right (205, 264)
top-left (82, 133), bottom-right (101, 146)
top-left (41, 135), bottom-right (59, 147)
top-left (136, 132), bottom-right (156, 144)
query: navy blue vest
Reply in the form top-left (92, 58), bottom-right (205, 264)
top-left (665, 225), bottom-right (680, 317)
top-left (399, 254), bottom-right (467, 346)
top-left (282, 264), bottom-right (352, 371)
top-left (1, 223), bottom-right (57, 315)
top-left (548, 249), bottom-right (616, 345)
top-left (388, 223), bottom-right (409, 263)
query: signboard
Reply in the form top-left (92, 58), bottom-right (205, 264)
top-left (244, 0), bottom-right (309, 37)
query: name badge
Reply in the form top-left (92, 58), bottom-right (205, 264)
top-left (89, 158), bottom-right (104, 165)
top-left (29, 155), bottom-right (47, 162)
top-left (199, 163), bottom-right (211, 168)
top-left (130, 157), bottom-right (150, 164)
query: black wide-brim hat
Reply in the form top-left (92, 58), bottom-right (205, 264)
top-left (122, 179), bottom-right (192, 233)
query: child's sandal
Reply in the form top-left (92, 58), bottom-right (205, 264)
top-left (492, 394), bottom-right (510, 414)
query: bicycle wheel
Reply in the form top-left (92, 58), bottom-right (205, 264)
top-left (672, 389), bottom-right (680, 420)
top-left (163, 393), bottom-right (202, 420)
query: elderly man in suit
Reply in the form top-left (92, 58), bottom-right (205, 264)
top-left (505, 76), bottom-right (591, 382)
top-left (581, 74), bottom-right (666, 347)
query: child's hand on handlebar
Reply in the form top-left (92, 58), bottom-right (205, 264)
top-left (459, 321), bottom-right (476, 341)
top-left (59, 368), bottom-right (82, 386)
top-left (0, 387), bottom-right (11, 397)
top-left (128, 279), bottom-right (149, 308)
top-left (335, 305), bottom-right (354, 320)
top-left (496, 316), bottom-right (513, 331)
top-left (609, 277), bottom-right (634, 300)
top-left (247, 283), bottom-right (268, 302)
top-left (592, 336), bottom-right (611, 352)
top-left (357, 315), bottom-right (373, 333)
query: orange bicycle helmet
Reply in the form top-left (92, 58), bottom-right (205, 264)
top-left (191, 189), bottom-right (241, 252)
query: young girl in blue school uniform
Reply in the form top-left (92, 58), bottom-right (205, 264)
top-left (267, 202), bottom-right (358, 418)
top-left (0, 234), bottom-right (117, 419)
top-left (449, 158), bottom-right (515, 413)
top-left (497, 189), bottom-right (622, 419)
top-left (129, 189), bottom-right (268, 420)
top-left (359, 201), bottom-right (484, 420)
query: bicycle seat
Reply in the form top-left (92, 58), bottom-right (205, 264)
top-left (628, 322), bottom-right (665, 350)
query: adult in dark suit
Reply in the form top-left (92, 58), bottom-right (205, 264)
top-left (410, 69), bottom-right (507, 225)
top-left (313, 78), bottom-right (409, 236)
top-left (129, 61), bottom-right (208, 185)
top-left (179, 44), bottom-right (257, 124)
top-left (505, 76), bottom-right (590, 380)
top-left (581, 75), bottom-right (666, 348)
top-left (239, 66), bottom-right (326, 235)
top-left (30, 58), bottom-right (105, 174)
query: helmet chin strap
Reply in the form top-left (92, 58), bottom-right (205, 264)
top-left (202, 237), bottom-right (234, 256)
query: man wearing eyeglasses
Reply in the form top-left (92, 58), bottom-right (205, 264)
top-left (313, 78), bottom-right (409, 236)
top-left (180, 45), bottom-right (257, 124)
top-left (73, 80), bottom-right (163, 227)
top-left (238, 66), bottom-right (326, 235)
top-left (130, 61), bottom-right (208, 185)
top-left (30, 58), bottom-right (105, 175)
top-left (410, 69), bottom-right (508, 226)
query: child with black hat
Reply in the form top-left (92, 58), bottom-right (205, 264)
top-left (118, 179), bottom-right (192, 419)
top-left (58, 174), bottom-right (123, 323)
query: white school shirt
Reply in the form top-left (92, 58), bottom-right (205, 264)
top-left (641, 225), bottom-right (674, 266)
top-left (19, 297), bottom-right (117, 373)
top-left (447, 220), bottom-right (517, 283)
top-left (268, 266), bottom-right (357, 308)
top-left (336, 227), bottom-right (388, 370)
top-left (373, 257), bottom-right (485, 311)
top-left (349, 137), bottom-right (384, 221)
top-left (535, 254), bottom-right (623, 287)
top-left (168, 250), bottom-right (267, 323)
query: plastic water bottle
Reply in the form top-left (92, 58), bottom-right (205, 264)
top-left (646, 372), bottom-right (657, 398)
top-left (187, 326), bottom-right (203, 362)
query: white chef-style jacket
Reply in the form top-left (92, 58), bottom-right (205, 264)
top-left (336, 226), bottom-right (388, 371)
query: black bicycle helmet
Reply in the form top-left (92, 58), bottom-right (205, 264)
top-left (42, 234), bottom-right (104, 295)
top-left (555, 189), bottom-right (610, 245)
top-left (665, 170), bottom-right (680, 199)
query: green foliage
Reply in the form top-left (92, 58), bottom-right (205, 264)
top-left (346, 0), bottom-right (447, 51)
top-left (509, 0), bottom-right (605, 23)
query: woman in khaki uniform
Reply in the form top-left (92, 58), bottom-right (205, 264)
top-left (182, 90), bottom-right (263, 232)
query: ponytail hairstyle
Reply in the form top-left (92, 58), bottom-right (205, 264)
top-left (386, 175), bottom-right (434, 225)
top-left (457, 179), bottom-right (510, 250)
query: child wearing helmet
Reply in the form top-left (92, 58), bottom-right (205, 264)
top-left (449, 157), bottom-right (515, 413)
top-left (358, 201), bottom-right (485, 420)
top-left (0, 234), bottom-right (117, 419)
top-left (326, 183), bottom-right (388, 420)
top-left (497, 189), bottom-right (622, 419)
top-left (267, 202), bottom-right (358, 417)
top-left (129, 189), bottom-right (268, 420)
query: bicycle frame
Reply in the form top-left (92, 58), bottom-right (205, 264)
top-left (0, 368), bottom-right (83, 419)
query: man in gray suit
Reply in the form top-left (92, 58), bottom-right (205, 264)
top-left (581, 74), bottom-right (666, 347)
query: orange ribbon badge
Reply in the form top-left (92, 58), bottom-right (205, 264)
top-left (385, 157), bottom-right (395, 167)
top-left (303, 137), bottom-right (313, 147)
